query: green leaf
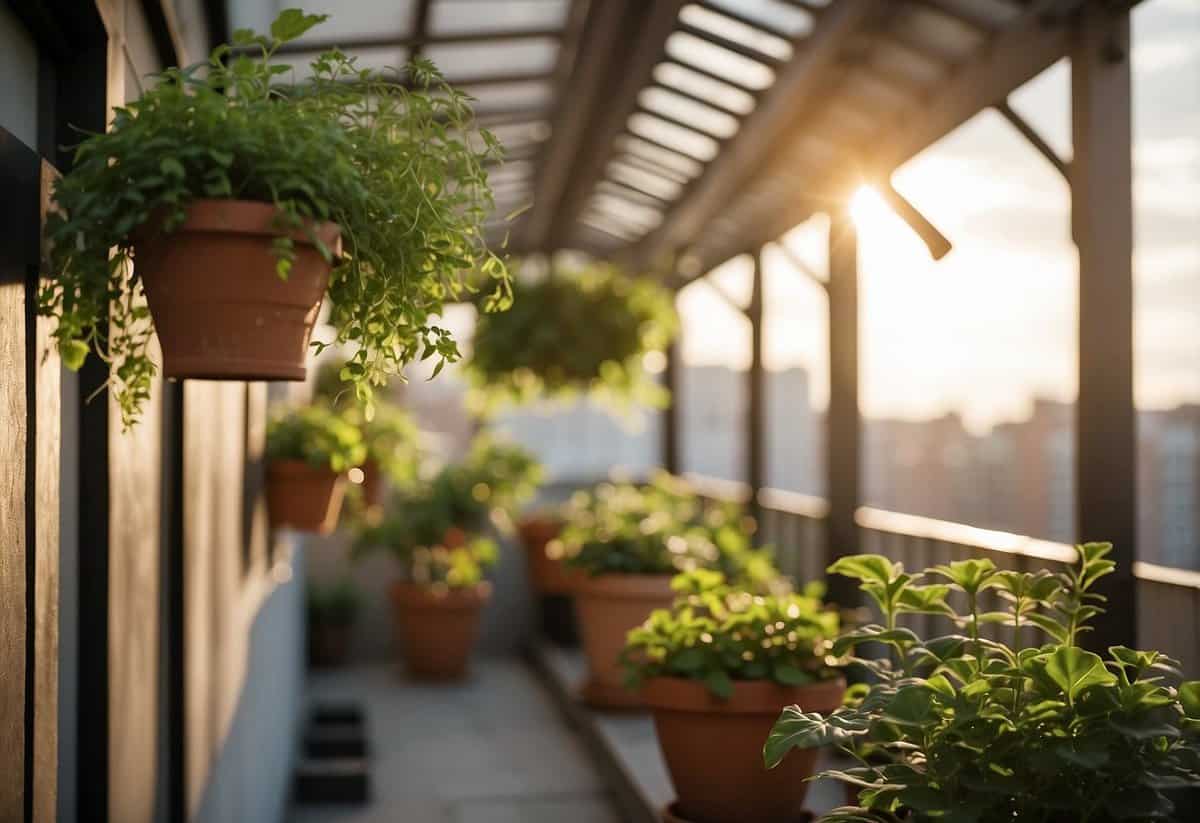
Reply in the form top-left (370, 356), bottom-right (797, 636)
top-left (703, 669), bottom-right (733, 700)
top-left (159, 157), bottom-right (185, 179)
top-left (884, 685), bottom-right (934, 725)
top-left (61, 339), bottom-right (90, 371)
top-left (827, 554), bottom-right (898, 586)
top-left (772, 661), bottom-right (814, 687)
top-left (763, 707), bottom-right (868, 768)
top-left (1043, 646), bottom-right (1117, 703)
top-left (270, 9), bottom-right (328, 43)
top-left (1179, 681), bottom-right (1200, 719)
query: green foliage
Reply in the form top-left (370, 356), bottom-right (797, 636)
top-left (41, 10), bottom-right (508, 426)
top-left (352, 435), bottom-right (541, 587)
top-left (622, 570), bottom-right (840, 699)
top-left (466, 262), bottom-right (678, 415)
top-left (764, 543), bottom-right (1200, 822)
top-left (306, 577), bottom-right (361, 626)
top-left (265, 405), bottom-right (366, 472)
top-left (559, 472), bottom-right (780, 589)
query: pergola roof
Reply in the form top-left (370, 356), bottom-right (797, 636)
top-left (234, 0), bottom-right (1110, 277)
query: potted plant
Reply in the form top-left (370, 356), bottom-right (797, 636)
top-left (764, 543), bottom-right (1200, 822)
top-left (466, 260), bottom-right (677, 416)
top-left (517, 510), bottom-right (584, 646)
top-left (265, 405), bottom-right (365, 534)
top-left (562, 472), bottom-right (782, 708)
top-left (355, 436), bottom-right (542, 679)
top-left (623, 570), bottom-right (844, 823)
top-left (40, 10), bottom-right (509, 427)
top-left (307, 578), bottom-right (361, 668)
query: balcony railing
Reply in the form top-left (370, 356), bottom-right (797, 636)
top-left (685, 473), bottom-right (1200, 677)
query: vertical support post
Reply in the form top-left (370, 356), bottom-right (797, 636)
top-left (747, 250), bottom-right (766, 515)
top-left (826, 213), bottom-right (860, 606)
top-left (1072, 6), bottom-right (1136, 650)
top-left (661, 338), bottom-right (681, 475)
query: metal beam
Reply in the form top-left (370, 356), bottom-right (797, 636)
top-left (825, 213), bottom-right (861, 608)
top-left (747, 251), bottom-right (766, 513)
top-left (1072, 5), bottom-right (1136, 651)
top-left (772, 241), bottom-right (827, 288)
top-left (877, 181), bottom-right (952, 260)
top-left (702, 275), bottom-right (748, 316)
top-left (545, 1), bottom-right (690, 252)
top-left (994, 99), bottom-right (1071, 181)
top-left (906, 0), bottom-right (1010, 32)
top-left (631, 0), bottom-right (876, 269)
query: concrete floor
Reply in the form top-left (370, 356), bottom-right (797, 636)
top-left (290, 660), bottom-right (621, 823)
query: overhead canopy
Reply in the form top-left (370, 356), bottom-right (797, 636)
top-left (227, 0), bottom-right (1117, 278)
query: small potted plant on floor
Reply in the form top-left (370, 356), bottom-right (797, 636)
top-left (624, 570), bottom-right (844, 823)
top-left (517, 509), bottom-right (584, 646)
top-left (764, 543), bottom-right (1200, 822)
top-left (40, 10), bottom-right (508, 427)
top-left (562, 472), bottom-right (781, 708)
top-left (355, 436), bottom-right (542, 679)
top-left (265, 405), bottom-right (365, 534)
top-left (307, 578), bottom-right (361, 668)
top-left (466, 260), bottom-right (677, 416)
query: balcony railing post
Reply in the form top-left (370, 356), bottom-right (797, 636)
top-left (747, 249), bottom-right (766, 517)
top-left (661, 338), bottom-right (680, 474)
top-left (1071, 5), bottom-right (1137, 650)
top-left (826, 211), bottom-right (861, 607)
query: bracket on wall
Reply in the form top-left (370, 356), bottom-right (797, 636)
top-left (993, 99), bottom-right (1071, 182)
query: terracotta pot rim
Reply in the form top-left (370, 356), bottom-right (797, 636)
top-left (390, 581), bottom-right (492, 610)
top-left (267, 458), bottom-right (340, 477)
top-left (143, 198), bottom-right (342, 252)
top-left (574, 572), bottom-right (676, 600)
top-left (642, 675), bottom-right (847, 715)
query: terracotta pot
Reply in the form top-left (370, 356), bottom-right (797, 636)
top-left (644, 676), bottom-right (846, 823)
top-left (389, 582), bottom-right (491, 680)
top-left (662, 802), bottom-right (812, 823)
top-left (517, 517), bottom-right (582, 595)
top-left (266, 460), bottom-right (346, 534)
top-left (574, 574), bottom-right (676, 708)
top-left (308, 621), bottom-right (353, 668)
top-left (359, 459), bottom-right (385, 508)
top-left (136, 199), bottom-right (341, 380)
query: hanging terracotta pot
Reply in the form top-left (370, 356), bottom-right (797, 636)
top-left (136, 199), bottom-right (341, 381)
top-left (266, 459), bottom-right (346, 534)
top-left (574, 573), bottom-right (675, 708)
top-left (517, 516), bottom-right (581, 594)
top-left (389, 582), bottom-right (491, 680)
top-left (359, 459), bottom-right (385, 508)
top-left (644, 676), bottom-right (846, 823)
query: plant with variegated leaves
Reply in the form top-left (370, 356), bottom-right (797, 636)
top-left (764, 543), bottom-right (1200, 822)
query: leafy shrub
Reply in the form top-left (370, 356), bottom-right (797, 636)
top-left (307, 578), bottom-right (361, 626)
top-left (764, 544), bottom-right (1200, 823)
top-left (623, 570), bottom-right (840, 698)
top-left (559, 472), bottom-right (779, 589)
top-left (467, 262), bottom-right (677, 414)
top-left (265, 405), bottom-right (366, 472)
top-left (40, 10), bottom-right (508, 426)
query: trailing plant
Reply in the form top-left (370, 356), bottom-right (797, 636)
top-left (265, 405), bottom-right (366, 472)
top-left (622, 569), bottom-right (840, 699)
top-left (466, 261), bottom-right (677, 415)
top-left (763, 544), bottom-right (1200, 823)
top-left (307, 578), bottom-right (362, 626)
top-left (41, 9), bottom-right (509, 426)
top-left (559, 472), bottom-right (779, 589)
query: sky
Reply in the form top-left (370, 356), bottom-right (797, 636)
top-left (677, 0), bottom-right (1200, 433)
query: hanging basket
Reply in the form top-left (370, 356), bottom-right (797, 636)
top-left (137, 199), bottom-right (341, 381)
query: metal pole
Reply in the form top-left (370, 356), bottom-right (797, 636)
top-left (747, 250), bottom-right (766, 516)
top-left (1072, 6), bottom-right (1136, 650)
top-left (661, 339), bottom-right (681, 475)
top-left (826, 212), bottom-right (861, 607)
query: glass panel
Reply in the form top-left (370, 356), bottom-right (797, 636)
top-left (607, 159), bottom-right (685, 200)
top-left (579, 212), bottom-right (641, 241)
top-left (654, 62), bottom-right (756, 115)
top-left (461, 80), bottom-right (553, 113)
top-left (612, 152), bottom-right (691, 185)
top-left (615, 134), bottom-right (706, 178)
top-left (627, 112), bottom-right (720, 161)
top-left (590, 193), bottom-right (663, 230)
top-left (597, 178), bottom-right (667, 208)
top-left (430, 0), bottom-right (569, 36)
top-left (285, 0), bottom-right (415, 43)
top-left (703, 0), bottom-right (813, 38)
top-left (678, 4), bottom-right (793, 61)
top-left (424, 38), bottom-right (559, 81)
top-left (639, 87), bottom-right (740, 139)
top-left (487, 160), bottom-right (535, 186)
top-left (0, 3), bottom-right (38, 148)
top-left (665, 31), bottom-right (775, 90)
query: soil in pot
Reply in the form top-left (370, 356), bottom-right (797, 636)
top-left (266, 459), bottom-right (346, 535)
top-left (574, 574), bottom-right (676, 709)
top-left (643, 676), bottom-right (846, 823)
top-left (137, 199), bottom-right (341, 381)
top-left (308, 621), bottom-right (353, 668)
top-left (390, 582), bottom-right (492, 680)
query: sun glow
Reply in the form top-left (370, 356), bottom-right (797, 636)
top-left (848, 184), bottom-right (892, 232)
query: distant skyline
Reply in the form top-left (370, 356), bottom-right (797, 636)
top-left (677, 0), bottom-right (1199, 434)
